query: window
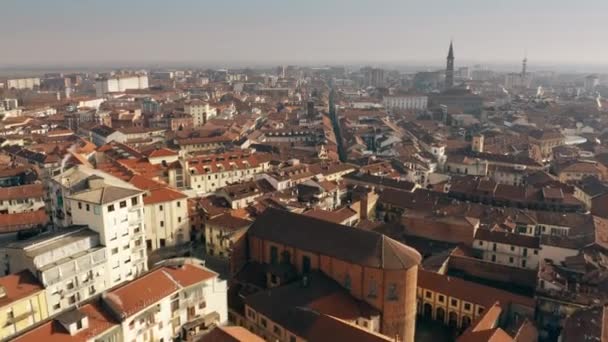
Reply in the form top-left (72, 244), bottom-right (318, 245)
top-left (534, 250), bottom-right (538, 255)
top-left (451, 299), bottom-right (458, 307)
top-left (86, 204), bottom-right (90, 211)
top-left (111, 248), bottom-right (118, 255)
top-left (273, 325), bottom-right (281, 335)
top-left (160, 220), bottom-right (164, 227)
top-left (438, 295), bottom-right (445, 303)
top-left (491, 255), bottom-right (496, 262)
top-left (159, 205), bottom-right (163, 211)
top-left (523, 248), bottom-right (528, 257)
top-left (78, 202), bottom-right (82, 209)
top-left (261, 318), bottom-right (267, 328)
top-left (66, 281), bottom-right (74, 290)
top-left (89, 286), bottom-right (95, 295)
top-left (478, 307), bottom-right (484, 315)
top-left (510, 246), bottom-right (515, 251)
top-left (302, 256), bottom-right (311, 274)
top-left (464, 303), bottom-right (471, 311)
top-left (53, 303), bottom-right (61, 310)
top-left (93, 206), bottom-right (100, 215)
top-left (425, 291), bottom-right (432, 299)
top-left (270, 246), bottom-right (278, 264)
top-left (68, 295), bottom-right (76, 304)
top-left (178, 217), bottom-right (182, 223)
top-left (177, 201), bottom-right (181, 207)
top-left (131, 197), bottom-right (138, 205)
top-left (120, 201), bottom-right (127, 208)
top-left (108, 204), bottom-right (115, 212)
top-left (509, 257), bottom-right (514, 263)
top-left (387, 284), bottom-right (398, 301)
top-left (522, 260), bottom-right (527, 268)
top-left (123, 244), bottom-right (129, 250)
top-left (478, 241), bottom-right (483, 246)
top-left (492, 243), bottom-right (497, 251)
top-left (344, 274), bottom-right (351, 290)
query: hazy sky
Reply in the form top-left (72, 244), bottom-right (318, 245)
top-left (2, 0), bottom-right (607, 68)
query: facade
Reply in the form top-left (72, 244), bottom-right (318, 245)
top-left (205, 213), bottom-right (251, 259)
top-left (5, 78), bottom-right (40, 90)
top-left (13, 259), bottom-right (227, 342)
top-left (1, 227), bottom-right (108, 316)
top-left (64, 169), bottom-right (148, 287)
top-left (185, 100), bottom-right (217, 127)
top-left (103, 260), bottom-right (227, 342)
top-left (186, 151), bottom-right (271, 194)
top-left (383, 95), bottom-right (428, 111)
top-left (0, 183), bottom-right (45, 214)
top-left (95, 74), bottom-right (149, 97)
top-left (473, 229), bottom-right (540, 270)
top-left (0, 271), bottom-right (48, 340)
top-left (141, 186), bottom-right (190, 250)
top-left (417, 270), bottom-right (535, 333)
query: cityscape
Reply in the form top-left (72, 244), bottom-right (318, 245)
top-left (0, 1), bottom-right (607, 342)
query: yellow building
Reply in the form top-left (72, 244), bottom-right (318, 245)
top-left (0, 271), bottom-right (48, 339)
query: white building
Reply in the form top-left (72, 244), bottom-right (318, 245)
top-left (51, 166), bottom-right (148, 287)
top-left (383, 95), bottom-right (428, 111)
top-left (184, 100), bottom-right (217, 127)
top-left (103, 259), bottom-right (227, 342)
top-left (5, 78), bottom-right (40, 90)
top-left (473, 229), bottom-right (540, 270)
top-left (1, 227), bottom-right (109, 316)
top-left (131, 177), bottom-right (191, 250)
top-left (0, 183), bottom-right (46, 214)
top-left (13, 259), bottom-right (228, 342)
top-left (95, 74), bottom-right (149, 97)
top-left (186, 151), bottom-right (271, 194)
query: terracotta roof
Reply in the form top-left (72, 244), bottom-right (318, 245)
top-left (0, 209), bottom-right (48, 233)
top-left (13, 302), bottom-right (118, 342)
top-left (474, 229), bottom-right (540, 249)
top-left (249, 208), bottom-right (421, 270)
top-left (206, 213), bottom-right (252, 231)
top-left (104, 269), bottom-right (180, 318)
top-left (0, 271), bottom-right (44, 309)
top-left (146, 148), bottom-right (178, 158)
top-left (199, 326), bottom-right (265, 342)
top-left (160, 263), bottom-right (217, 288)
top-left (418, 270), bottom-right (535, 309)
top-left (0, 183), bottom-right (44, 201)
top-left (305, 314), bottom-right (393, 342)
top-left (142, 187), bottom-right (187, 205)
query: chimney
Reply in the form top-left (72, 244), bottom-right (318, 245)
top-left (87, 175), bottom-right (105, 190)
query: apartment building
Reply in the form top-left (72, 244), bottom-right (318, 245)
top-left (13, 259), bottom-right (227, 342)
top-left (473, 229), bottom-right (541, 270)
top-left (186, 151), bottom-right (271, 194)
top-left (184, 100), bottom-right (217, 126)
top-left (1, 227), bottom-right (108, 316)
top-left (0, 183), bottom-right (45, 214)
top-left (0, 271), bottom-right (48, 340)
top-left (205, 213), bottom-right (252, 259)
top-left (63, 169), bottom-right (147, 287)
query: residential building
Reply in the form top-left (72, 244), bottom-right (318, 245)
top-left (0, 183), bottom-right (45, 214)
top-left (473, 229), bottom-right (540, 269)
top-left (0, 271), bottom-right (48, 340)
top-left (1, 227), bottom-right (108, 315)
top-left (205, 213), bottom-right (251, 259)
top-left (185, 100), bottom-right (217, 126)
top-left (103, 259), bottom-right (227, 342)
top-left (95, 74), bottom-right (148, 97)
top-left (63, 168), bottom-right (147, 286)
top-left (383, 94), bottom-right (428, 111)
top-left (5, 78), bottom-right (40, 90)
top-left (186, 151), bottom-right (271, 194)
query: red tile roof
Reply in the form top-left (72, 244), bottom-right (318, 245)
top-left (142, 187), bottom-right (187, 205)
top-left (161, 264), bottom-right (217, 288)
top-left (0, 209), bottom-right (48, 233)
top-left (13, 302), bottom-right (118, 342)
top-left (0, 271), bottom-right (44, 309)
top-left (0, 183), bottom-right (44, 201)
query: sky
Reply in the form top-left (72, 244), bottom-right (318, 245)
top-left (2, 0), bottom-right (607, 69)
